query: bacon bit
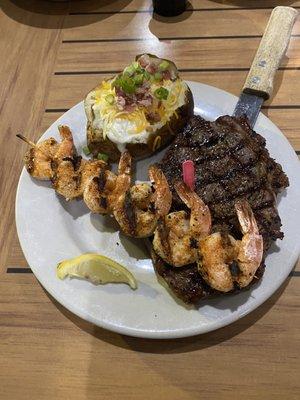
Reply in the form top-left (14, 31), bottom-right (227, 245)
top-left (163, 70), bottom-right (171, 81)
top-left (182, 160), bottom-right (195, 190)
top-left (138, 54), bottom-right (149, 68)
top-left (145, 64), bottom-right (157, 74)
top-left (115, 81), bottom-right (154, 111)
top-left (146, 111), bottom-right (161, 123)
top-left (116, 96), bottom-right (126, 110)
top-left (138, 97), bottom-right (153, 108)
top-left (135, 87), bottom-right (146, 95)
top-left (123, 104), bottom-right (136, 112)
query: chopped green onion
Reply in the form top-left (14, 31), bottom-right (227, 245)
top-left (97, 153), bottom-right (109, 162)
top-left (114, 75), bottom-right (136, 94)
top-left (154, 72), bottom-right (162, 81)
top-left (154, 87), bottom-right (169, 100)
top-left (82, 146), bottom-right (91, 156)
top-left (122, 76), bottom-right (136, 93)
top-left (134, 63), bottom-right (144, 74)
top-left (143, 70), bottom-right (151, 81)
top-left (132, 61), bottom-right (139, 70)
top-left (105, 94), bottom-right (115, 105)
top-left (133, 73), bottom-right (144, 85)
top-left (158, 60), bottom-right (169, 71)
top-left (123, 65), bottom-right (135, 76)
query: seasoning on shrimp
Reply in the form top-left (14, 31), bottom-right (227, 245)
top-left (152, 181), bottom-right (211, 267)
top-left (112, 151), bottom-right (172, 238)
top-left (198, 200), bottom-right (263, 292)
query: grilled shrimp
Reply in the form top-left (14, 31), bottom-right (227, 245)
top-left (112, 151), bottom-right (172, 238)
top-left (153, 181), bottom-right (211, 267)
top-left (198, 200), bottom-right (263, 292)
top-left (51, 156), bottom-right (85, 200)
top-left (17, 135), bottom-right (58, 180)
top-left (234, 200), bottom-right (264, 288)
top-left (53, 125), bottom-right (76, 164)
top-left (17, 125), bottom-right (75, 180)
top-left (198, 232), bottom-right (238, 292)
top-left (82, 163), bottom-right (117, 214)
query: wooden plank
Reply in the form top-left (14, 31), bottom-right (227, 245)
top-left (0, 2), bottom-right (66, 272)
top-left (62, 9), bottom-right (300, 41)
top-left (48, 69), bottom-right (300, 108)
top-left (54, 37), bottom-right (300, 72)
top-left (267, 109), bottom-right (300, 150)
top-left (40, 111), bottom-right (65, 133)
top-left (0, 273), bottom-right (299, 400)
top-left (5, 232), bottom-right (28, 269)
top-left (189, 0), bottom-right (300, 9)
top-left (70, 0), bottom-right (300, 13)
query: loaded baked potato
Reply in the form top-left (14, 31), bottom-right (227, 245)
top-left (84, 54), bottom-right (194, 161)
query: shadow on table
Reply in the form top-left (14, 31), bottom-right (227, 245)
top-left (3, 0), bottom-right (297, 30)
top-left (47, 274), bottom-right (291, 354)
top-left (1, 0), bottom-right (134, 29)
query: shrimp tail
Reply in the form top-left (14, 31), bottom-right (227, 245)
top-left (235, 200), bottom-right (259, 235)
top-left (58, 125), bottom-right (73, 141)
top-left (175, 180), bottom-right (212, 237)
top-left (234, 200), bottom-right (263, 288)
top-left (148, 165), bottom-right (172, 217)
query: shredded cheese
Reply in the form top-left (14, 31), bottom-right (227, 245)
top-left (92, 77), bottom-right (187, 140)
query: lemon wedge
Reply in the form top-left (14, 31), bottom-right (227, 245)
top-left (56, 253), bottom-right (137, 290)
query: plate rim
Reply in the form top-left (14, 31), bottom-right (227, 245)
top-left (15, 81), bottom-right (300, 339)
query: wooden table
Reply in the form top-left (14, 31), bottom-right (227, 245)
top-left (1, 1), bottom-right (300, 398)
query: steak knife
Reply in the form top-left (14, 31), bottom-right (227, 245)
top-left (233, 6), bottom-right (298, 127)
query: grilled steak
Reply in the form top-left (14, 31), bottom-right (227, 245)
top-left (152, 115), bottom-right (289, 304)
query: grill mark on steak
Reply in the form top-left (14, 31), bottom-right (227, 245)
top-left (153, 115), bottom-right (289, 304)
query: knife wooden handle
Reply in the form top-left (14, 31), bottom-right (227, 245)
top-left (243, 6), bottom-right (298, 99)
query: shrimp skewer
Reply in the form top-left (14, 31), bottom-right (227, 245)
top-left (112, 151), bottom-right (172, 238)
top-left (18, 130), bottom-right (170, 227)
top-left (17, 125), bottom-right (76, 181)
top-left (18, 126), bottom-right (112, 202)
top-left (199, 200), bottom-right (263, 292)
top-left (153, 181), bottom-right (212, 267)
top-left (17, 134), bottom-right (58, 180)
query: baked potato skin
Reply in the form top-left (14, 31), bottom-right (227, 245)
top-left (86, 86), bottom-right (194, 162)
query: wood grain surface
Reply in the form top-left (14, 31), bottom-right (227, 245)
top-left (1, 1), bottom-right (300, 399)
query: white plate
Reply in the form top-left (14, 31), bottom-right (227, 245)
top-left (16, 81), bottom-right (300, 339)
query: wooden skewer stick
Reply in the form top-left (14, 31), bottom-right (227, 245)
top-left (16, 134), bottom-right (36, 147)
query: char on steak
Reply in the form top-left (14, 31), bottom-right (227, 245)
top-left (152, 115), bottom-right (289, 304)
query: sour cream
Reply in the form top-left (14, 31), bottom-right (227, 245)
top-left (86, 78), bottom-right (188, 152)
